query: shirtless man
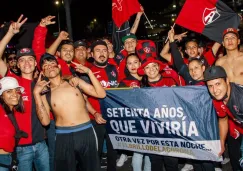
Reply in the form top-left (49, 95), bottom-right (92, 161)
top-left (216, 28), bottom-right (243, 85)
top-left (33, 53), bottom-right (106, 171)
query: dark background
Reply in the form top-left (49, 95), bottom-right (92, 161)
top-left (0, 0), bottom-right (173, 40)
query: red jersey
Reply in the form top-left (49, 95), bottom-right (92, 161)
top-left (162, 66), bottom-right (185, 86)
top-left (148, 75), bottom-right (177, 87)
top-left (0, 106), bottom-right (15, 152)
top-left (213, 100), bottom-right (243, 138)
top-left (6, 70), bottom-right (45, 145)
top-left (88, 64), bottom-right (119, 119)
top-left (119, 75), bottom-right (140, 88)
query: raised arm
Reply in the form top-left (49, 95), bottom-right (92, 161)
top-left (160, 31), bottom-right (187, 63)
top-left (47, 31), bottom-right (69, 55)
top-left (33, 74), bottom-right (51, 126)
top-left (211, 42), bottom-right (221, 56)
top-left (130, 6), bottom-right (144, 34)
top-left (32, 16), bottom-right (55, 67)
top-left (168, 28), bottom-right (185, 72)
top-left (71, 62), bottom-right (106, 98)
top-left (204, 42), bottom-right (221, 66)
top-left (0, 15), bottom-right (27, 77)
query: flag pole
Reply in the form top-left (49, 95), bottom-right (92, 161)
top-left (164, 23), bottom-right (175, 43)
top-left (143, 13), bottom-right (153, 29)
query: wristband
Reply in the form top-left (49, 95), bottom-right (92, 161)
top-left (93, 111), bottom-right (98, 116)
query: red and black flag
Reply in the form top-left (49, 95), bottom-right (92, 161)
top-left (112, 0), bottom-right (141, 28)
top-left (175, 0), bottom-right (241, 43)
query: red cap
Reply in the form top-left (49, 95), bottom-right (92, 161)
top-left (223, 28), bottom-right (239, 38)
top-left (137, 57), bottom-right (166, 76)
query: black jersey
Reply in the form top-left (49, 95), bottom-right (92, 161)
top-left (227, 82), bottom-right (243, 125)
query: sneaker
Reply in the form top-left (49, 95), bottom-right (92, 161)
top-left (215, 168), bottom-right (222, 171)
top-left (116, 154), bottom-right (128, 167)
top-left (221, 157), bottom-right (230, 165)
top-left (239, 157), bottom-right (243, 167)
top-left (102, 153), bottom-right (107, 159)
top-left (181, 164), bottom-right (193, 171)
top-left (100, 159), bottom-right (107, 169)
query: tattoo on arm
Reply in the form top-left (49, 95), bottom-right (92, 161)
top-left (36, 102), bottom-right (48, 122)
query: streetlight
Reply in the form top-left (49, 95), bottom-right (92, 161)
top-left (55, 1), bottom-right (61, 32)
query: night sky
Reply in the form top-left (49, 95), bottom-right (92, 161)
top-left (0, 0), bottom-right (173, 39)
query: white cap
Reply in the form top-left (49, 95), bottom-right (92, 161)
top-left (0, 77), bottom-right (24, 95)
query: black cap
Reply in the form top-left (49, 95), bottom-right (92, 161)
top-left (74, 40), bottom-right (87, 48)
top-left (16, 48), bottom-right (35, 60)
top-left (203, 66), bottom-right (227, 81)
top-left (90, 40), bottom-right (108, 52)
top-left (122, 33), bottom-right (137, 43)
top-left (40, 53), bottom-right (58, 69)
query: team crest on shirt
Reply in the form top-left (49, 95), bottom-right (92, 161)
top-left (233, 105), bottom-right (241, 115)
top-left (22, 96), bottom-right (29, 101)
top-left (116, 55), bottom-right (122, 60)
top-left (130, 82), bottom-right (139, 87)
top-left (111, 71), bottom-right (116, 77)
top-left (202, 7), bottom-right (220, 25)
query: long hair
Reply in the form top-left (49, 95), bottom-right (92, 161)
top-left (140, 75), bottom-right (150, 88)
top-left (0, 94), bottom-right (25, 115)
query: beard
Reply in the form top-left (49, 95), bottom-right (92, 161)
top-left (94, 60), bottom-right (108, 67)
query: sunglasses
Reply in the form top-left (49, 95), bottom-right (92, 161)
top-left (8, 57), bottom-right (17, 61)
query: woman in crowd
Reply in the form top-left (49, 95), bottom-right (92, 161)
top-left (118, 53), bottom-right (151, 171)
top-left (168, 27), bottom-right (220, 171)
top-left (0, 77), bottom-right (25, 171)
top-left (119, 53), bottom-right (142, 88)
top-left (137, 56), bottom-right (178, 171)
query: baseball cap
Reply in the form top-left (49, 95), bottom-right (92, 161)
top-left (137, 57), bottom-right (167, 76)
top-left (40, 53), bottom-right (58, 69)
top-left (74, 40), bottom-right (87, 49)
top-left (222, 28), bottom-right (239, 39)
top-left (90, 40), bottom-right (108, 52)
top-left (203, 66), bottom-right (227, 81)
top-left (16, 48), bottom-right (35, 60)
top-left (122, 33), bottom-right (137, 43)
top-left (0, 77), bottom-right (24, 95)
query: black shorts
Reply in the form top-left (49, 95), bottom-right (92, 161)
top-left (54, 121), bottom-right (100, 171)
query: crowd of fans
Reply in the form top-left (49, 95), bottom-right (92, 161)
top-left (0, 8), bottom-right (243, 171)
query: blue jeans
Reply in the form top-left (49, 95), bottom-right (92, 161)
top-left (132, 152), bottom-right (151, 171)
top-left (16, 140), bottom-right (50, 171)
top-left (47, 120), bottom-right (56, 171)
top-left (0, 154), bottom-right (11, 171)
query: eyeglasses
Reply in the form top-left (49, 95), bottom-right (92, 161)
top-left (8, 57), bottom-right (17, 61)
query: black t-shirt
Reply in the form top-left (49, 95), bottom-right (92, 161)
top-left (227, 82), bottom-right (243, 125)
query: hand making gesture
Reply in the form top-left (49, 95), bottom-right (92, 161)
top-left (40, 15), bottom-right (56, 27)
top-left (33, 73), bottom-right (50, 95)
top-left (8, 14), bottom-right (28, 35)
top-left (71, 61), bottom-right (90, 74)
